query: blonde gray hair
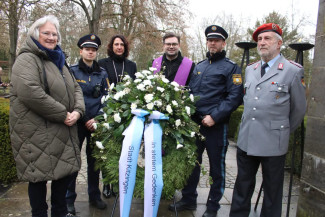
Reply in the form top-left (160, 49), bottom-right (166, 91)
top-left (27, 15), bottom-right (61, 45)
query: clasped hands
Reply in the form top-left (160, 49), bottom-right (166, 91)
top-left (64, 111), bottom-right (80, 126)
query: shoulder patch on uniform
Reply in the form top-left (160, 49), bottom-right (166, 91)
top-left (289, 60), bottom-right (302, 68)
top-left (232, 74), bottom-right (242, 85)
top-left (247, 61), bottom-right (258, 66)
top-left (225, 58), bottom-right (236, 65)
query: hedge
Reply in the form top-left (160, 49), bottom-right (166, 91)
top-left (228, 105), bottom-right (244, 139)
top-left (0, 98), bottom-right (17, 183)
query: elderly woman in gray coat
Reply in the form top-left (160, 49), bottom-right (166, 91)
top-left (9, 15), bottom-right (85, 217)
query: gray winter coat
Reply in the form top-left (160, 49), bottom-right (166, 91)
top-left (9, 36), bottom-right (85, 182)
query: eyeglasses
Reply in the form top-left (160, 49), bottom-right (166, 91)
top-left (41, 32), bottom-right (58, 38)
top-left (164, 43), bottom-right (179, 47)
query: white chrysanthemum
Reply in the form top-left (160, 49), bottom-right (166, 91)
top-left (136, 83), bottom-right (146, 91)
top-left (154, 100), bottom-right (162, 107)
top-left (114, 113), bottom-right (121, 123)
top-left (174, 87), bottom-right (180, 91)
top-left (162, 77), bottom-right (170, 83)
top-left (172, 100), bottom-right (178, 107)
top-left (171, 81), bottom-right (179, 87)
top-left (175, 119), bottom-right (181, 127)
top-left (185, 106), bottom-right (191, 115)
top-left (103, 113), bottom-right (107, 121)
top-left (176, 144), bottom-right (184, 149)
top-left (124, 88), bottom-right (131, 94)
top-left (124, 81), bottom-right (131, 86)
top-left (147, 75), bottom-right (154, 80)
top-left (190, 94), bottom-right (194, 102)
top-left (92, 122), bottom-right (97, 130)
top-left (135, 72), bottom-right (144, 78)
top-left (109, 83), bottom-right (115, 90)
top-left (191, 132), bottom-right (195, 137)
top-left (114, 91), bottom-right (125, 100)
top-left (96, 141), bottom-right (104, 149)
top-left (123, 75), bottom-right (131, 81)
top-left (101, 95), bottom-right (106, 104)
top-left (166, 105), bottom-right (173, 114)
top-left (143, 80), bottom-right (152, 86)
top-left (146, 102), bottom-right (154, 110)
top-left (134, 79), bottom-right (142, 83)
top-left (142, 70), bottom-right (151, 75)
top-left (157, 87), bottom-right (165, 92)
top-left (149, 67), bottom-right (157, 72)
top-left (103, 123), bottom-right (110, 130)
top-left (144, 94), bottom-right (154, 103)
top-left (131, 103), bottom-right (137, 110)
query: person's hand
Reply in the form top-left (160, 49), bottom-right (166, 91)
top-left (85, 118), bottom-right (96, 132)
top-left (64, 111), bottom-right (80, 126)
top-left (202, 115), bottom-right (215, 127)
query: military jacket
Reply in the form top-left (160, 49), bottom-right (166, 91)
top-left (237, 55), bottom-right (306, 156)
top-left (189, 56), bottom-right (243, 124)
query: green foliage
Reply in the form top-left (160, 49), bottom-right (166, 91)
top-left (0, 98), bottom-right (17, 183)
top-left (228, 105), bottom-right (243, 139)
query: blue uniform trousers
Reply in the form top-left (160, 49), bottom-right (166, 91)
top-left (181, 123), bottom-right (228, 212)
top-left (66, 124), bottom-right (101, 204)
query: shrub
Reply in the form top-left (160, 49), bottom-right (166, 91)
top-left (0, 98), bottom-right (17, 183)
top-left (228, 105), bottom-right (243, 140)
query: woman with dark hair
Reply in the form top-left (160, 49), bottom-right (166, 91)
top-left (98, 34), bottom-right (137, 198)
top-left (98, 34), bottom-right (137, 85)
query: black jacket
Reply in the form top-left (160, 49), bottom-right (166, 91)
top-left (98, 56), bottom-right (137, 85)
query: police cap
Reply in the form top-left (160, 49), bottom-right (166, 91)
top-left (252, 23), bottom-right (282, 42)
top-left (77, 34), bottom-right (101, 49)
top-left (205, 25), bottom-right (228, 40)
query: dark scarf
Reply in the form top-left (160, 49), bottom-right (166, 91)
top-left (32, 37), bottom-right (65, 71)
top-left (206, 50), bottom-right (226, 62)
top-left (110, 52), bottom-right (125, 62)
top-left (78, 58), bottom-right (101, 74)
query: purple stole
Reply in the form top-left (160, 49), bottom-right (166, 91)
top-left (152, 56), bottom-right (193, 86)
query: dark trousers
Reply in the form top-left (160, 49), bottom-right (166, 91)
top-left (230, 147), bottom-right (286, 217)
top-left (28, 175), bottom-right (70, 217)
top-left (182, 124), bottom-right (228, 212)
top-left (66, 124), bottom-right (101, 204)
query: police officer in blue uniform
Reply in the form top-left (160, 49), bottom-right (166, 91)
top-left (65, 34), bottom-right (109, 215)
top-left (169, 25), bottom-right (243, 217)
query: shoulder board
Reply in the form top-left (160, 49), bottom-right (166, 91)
top-left (196, 59), bottom-right (207, 65)
top-left (225, 58), bottom-right (236, 65)
top-left (289, 60), bottom-right (303, 68)
top-left (100, 66), bottom-right (106, 71)
top-left (247, 61), bottom-right (259, 66)
top-left (70, 64), bottom-right (78, 68)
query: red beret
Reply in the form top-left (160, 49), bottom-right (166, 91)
top-left (252, 23), bottom-right (283, 42)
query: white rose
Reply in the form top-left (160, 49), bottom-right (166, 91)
top-left (146, 102), bottom-right (154, 110)
top-left (103, 123), bottom-right (110, 130)
top-left (142, 70), bottom-right (151, 75)
top-left (185, 106), bottom-right (191, 115)
top-left (96, 141), bottom-right (104, 149)
top-left (154, 100), bottom-right (162, 107)
top-left (123, 75), bottom-right (131, 81)
top-left (114, 113), bottom-right (121, 123)
top-left (171, 81), bottom-right (179, 87)
top-left (176, 144), bottom-right (184, 149)
top-left (162, 78), bottom-right (170, 83)
top-left (172, 100), bottom-right (178, 107)
top-left (134, 79), bottom-right (142, 83)
top-left (144, 94), bottom-right (154, 103)
top-left (103, 113), bottom-right (107, 121)
top-left (174, 87), bottom-right (180, 91)
top-left (135, 72), bottom-right (144, 78)
top-left (191, 132), bottom-right (195, 137)
top-left (157, 87), bottom-right (165, 92)
top-left (131, 103), bottom-right (137, 110)
top-left (175, 119), bottom-right (181, 127)
top-left (101, 95), bottom-right (106, 104)
top-left (109, 83), bottom-right (115, 90)
top-left (92, 122), bottom-right (97, 130)
top-left (124, 81), bottom-right (131, 86)
top-left (149, 67), bottom-right (157, 72)
top-left (190, 94), bottom-right (194, 102)
top-left (124, 88), bottom-right (131, 94)
top-left (166, 105), bottom-right (173, 114)
top-left (136, 83), bottom-right (146, 91)
top-left (101, 156), bottom-right (107, 160)
top-left (147, 75), bottom-right (154, 80)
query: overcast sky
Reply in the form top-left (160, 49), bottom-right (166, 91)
top-left (188, 0), bottom-right (319, 41)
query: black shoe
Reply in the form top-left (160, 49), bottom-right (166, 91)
top-left (89, 199), bottom-right (107, 209)
top-left (202, 210), bottom-right (217, 217)
top-left (102, 184), bottom-right (112, 198)
top-left (168, 200), bottom-right (197, 212)
top-left (67, 203), bottom-right (76, 215)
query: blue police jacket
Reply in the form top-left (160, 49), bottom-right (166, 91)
top-left (71, 59), bottom-right (108, 123)
top-left (189, 51), bottom-right (243, 124)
